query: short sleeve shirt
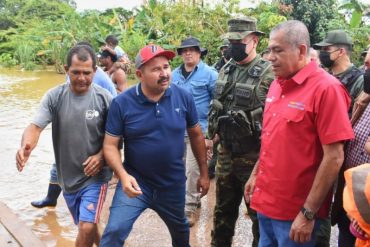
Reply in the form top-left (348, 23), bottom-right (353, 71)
top-left (105, 83), bottom-right (199, 188)
top-left (251, 61), bottom-right (354, 220)
top-left (32, 83), bottom-right (113, 193)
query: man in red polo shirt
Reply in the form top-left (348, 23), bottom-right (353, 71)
top-left (245, 20), bottom-right (354, 246)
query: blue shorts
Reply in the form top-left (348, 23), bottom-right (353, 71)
top-left (63, 183), bottom-right (107, 225)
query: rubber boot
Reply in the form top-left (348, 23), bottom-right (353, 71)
top-left (31, 183), bottom-right (62, 208)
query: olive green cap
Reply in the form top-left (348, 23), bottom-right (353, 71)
top-left (219, 39), bottom-right (230, 49)
top-left (313, 30), bottom-right (353, 49)
top-left (223, 16), bottom-right (264, 40)
top-left (361, 44), bottom-right (370, 57)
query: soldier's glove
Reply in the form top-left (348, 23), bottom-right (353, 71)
top-left (364, 69), bottom-right (370, 94)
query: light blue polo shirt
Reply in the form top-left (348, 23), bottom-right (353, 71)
top-left (172, 60), bottom-right (217, 134)
top-left (105, 83), bottom-right (199, 188)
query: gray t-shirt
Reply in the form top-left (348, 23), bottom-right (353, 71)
top-left (32, 83), bottom-right (113, 193)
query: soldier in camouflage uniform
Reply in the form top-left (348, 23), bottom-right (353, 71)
top-left (313, 30), bottom-right (364, 247)
top-left (208, 17), bottom-right (274, 247)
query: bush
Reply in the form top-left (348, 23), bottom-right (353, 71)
top-left (0, 53), bottom-right (17, 67)
top-left (14, 43), bottom-right (37, 70)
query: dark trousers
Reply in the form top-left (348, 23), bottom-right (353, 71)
top-left (211, 146), bottom-right (258, 247)
top-left (337, 209), bottom-right (355, 247)
top-left (315, 218), bottom-right (331, 247)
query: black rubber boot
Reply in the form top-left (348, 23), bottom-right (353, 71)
top-left (31, 183), bottom-right (62, 208)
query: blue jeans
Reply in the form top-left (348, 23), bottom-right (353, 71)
top-left (258, 213), bottom-right (321, 247)
top-left (100, 180), bottom-right (189, 247)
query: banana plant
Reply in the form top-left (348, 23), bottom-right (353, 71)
top-left (338, 0), bottom-right (368, 28)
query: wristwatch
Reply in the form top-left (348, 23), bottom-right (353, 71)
top-left (301, 207), bottom-right (316, 220)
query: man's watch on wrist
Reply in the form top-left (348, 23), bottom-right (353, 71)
top-left (301, 207), bottom-right (316, 220)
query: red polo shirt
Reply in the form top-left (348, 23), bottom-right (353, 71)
top-left (251, 61), bottom-right (354, 220)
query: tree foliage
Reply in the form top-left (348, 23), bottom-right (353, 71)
top-left (278, 0), bottom-right (370, 65)
top-left (279, 0), bottom-right (346, 44)
top-left (0, 0), bottom-right (369, 70)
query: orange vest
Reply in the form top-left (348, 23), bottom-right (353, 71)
top-left (343, 163), bottom-right (370, 247)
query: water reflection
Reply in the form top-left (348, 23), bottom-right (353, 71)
top-left (0, 67), bottom-right (136, 246)
top-left (32, 210), bottom-right (75, 246)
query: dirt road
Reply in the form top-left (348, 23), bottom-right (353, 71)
top-left (100, 178), bottom-right (338, 247)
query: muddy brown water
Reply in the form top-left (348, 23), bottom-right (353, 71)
top-left (0, 67), bottom-right (339, 246)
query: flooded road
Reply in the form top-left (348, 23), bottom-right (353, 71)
top-left (0, 67), bottom-right (75, 246)
top-left (0, 67), bottom-right (339, 246)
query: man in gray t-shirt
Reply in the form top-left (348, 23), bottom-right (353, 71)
top-left (16, 45), bottom-right (112, 247)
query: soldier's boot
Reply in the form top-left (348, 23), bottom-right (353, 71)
top-left (31, 183), bottom-right (61, 208)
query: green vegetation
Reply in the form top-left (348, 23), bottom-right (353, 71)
top-left (0, 0), bottom-right (369, 71)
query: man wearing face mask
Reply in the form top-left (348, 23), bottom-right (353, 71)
top-left (326, 46), bottom-right (370, 247)
top-left (314, 30), bottom-right (364, 247)
top-left (213, 39), bottom-right (231, 72)
top-left (208, 16), bottom-right (274, 247)
top-left (314, 30), bottom-right (364, 116)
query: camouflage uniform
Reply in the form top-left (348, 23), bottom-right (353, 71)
top-left (208, 17), bottom-right (274, 247)
top-left (313, 30), bottom-right (364, 247)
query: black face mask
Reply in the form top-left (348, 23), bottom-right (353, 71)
top-left (319, 49), bottom-right (339, 68)
top-left (364, 69), bottom-right (370, 94)
top-left (230, 43), bottom-right (248, 62)
top-left (222, 47), bottom-right (231, 61)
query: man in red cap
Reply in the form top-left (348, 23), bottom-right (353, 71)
top-left (100, 44), bottom-right (210, 247)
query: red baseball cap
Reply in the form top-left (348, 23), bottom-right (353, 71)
top-left (135, 44), bottom-right (176, 69)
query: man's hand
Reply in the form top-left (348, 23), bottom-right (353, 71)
top-left (244, 172), bottom-right (257, 204)
top-left (205, 139), bottom-right (214, 161)
top-left (197, 175), bottom-right (210, 197)
top-left (289, 212), bottom-right (315, 243)
top-left (122, 174), bottom-right (142, 198)
top-left (16, 144), bottom-right (32, 172)
top-left (83, 153), bottom-right (103, 177)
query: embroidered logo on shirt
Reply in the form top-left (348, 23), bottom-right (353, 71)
top-left (288, 101), bottom-right (305, 110)
top-left (266, 96), bottom-right (275, 103)
top-left (175, 108), bottom-right (180, 114)
top-left (85, 110), bottom-right (99, 120)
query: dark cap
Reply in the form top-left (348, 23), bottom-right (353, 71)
top-left (362, 45), bottom-right (370, 57)
top-left (219, 39), bottom-right (230, 49)
top-left (98, 50), bottom-right (117, 62)
top-left (313, 30), bottom-right (353, 49)
top-left (224, 16), bottom-right (264, 40)
top-left (176, 36), bottom-right (208, 56)
top-left (135, 44), bottom-right (176, 69)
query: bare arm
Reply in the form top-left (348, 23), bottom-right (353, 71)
top-left (103, 134), bottom-right (142, 197)
top-left (16, 124), bottom-right (43, 171)
top-left (114, 69), bottom-right (127, 93)
top-left (290, 142), bottom-right (344, 243)
top-left (101, 45), bottom-right (117, 56)
top-left (187, 125), bottom-right (210, 197)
